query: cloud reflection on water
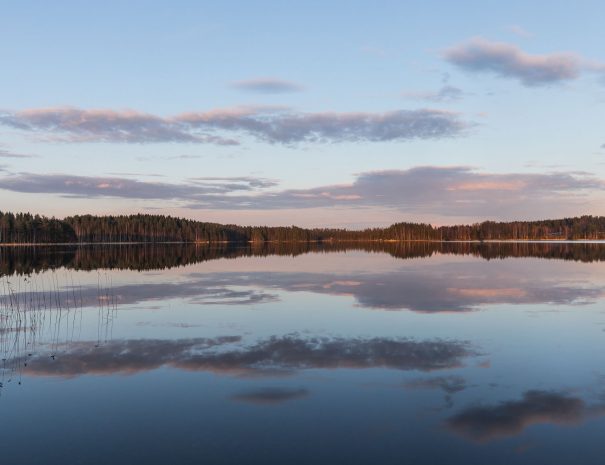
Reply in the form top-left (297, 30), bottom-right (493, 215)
top-left (3, 258), bottom-right (601, 314)
top-left (231, 387), bottom-right (309, 405)
top-left (446, 390), bottom-right (605, 442)
top-left (24, 335), bottom-right (475, 378)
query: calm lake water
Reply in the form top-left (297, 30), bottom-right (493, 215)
top-left (1, 243), bottom-right (604, 464)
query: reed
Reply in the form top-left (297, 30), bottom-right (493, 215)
top-left (0, 269), bottom-right (117, 396)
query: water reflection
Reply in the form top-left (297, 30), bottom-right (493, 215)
top-left (3, 240), bottom-right (605, 276)
top-left (446, 390), bottom-right (605, 443)
top-left (186, 264), bottom-right (603, 311)
top-left (0, 272), bottom-right (116, 393)
top-left (405, 375), bottom-right (468, 408)
top-left (0, 244), bottom-right (604, 464)
top-left (231, 387), bottom-right (309, 405)
top-left (2, 260), bottom-right (602, 313)
top-left (22, 335), bottom-right (475, 378)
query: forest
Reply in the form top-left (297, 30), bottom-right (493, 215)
top-left (1, 211), bottom-right (605, 244)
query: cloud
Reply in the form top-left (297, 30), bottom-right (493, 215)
top-left (135, 154), bottom-right (204, 162)
top-left (0, 148), bottom-right (36, 159)
top-left (231, 78), bottom-right (305, 93)
top-left (24, 335), bottom-right (475, 378)
top-left (1, 167), bottom-right (602, 221)
top-left (402, 85), bottom-right (465, 102)
top-left (184, 166), bottom-right (604, 219)
top-left (443, 38), bottom-right (602, 86)
top-left (188, 176), bottom-right (279, 190)
top-left (0, 173), bottom-right (276, 200)
top-left (177, 107), bottom-right (468, 144)
top-left (105, 172), bottom-right (166, 177)
top-left (446, 390), bottom-right (605, 442)
top-left (0, 107), bottom-right (239, 145)
top-left (0, 106), bottom-right (468, 145)
top-left (231, 387), bottom-right (309, 404)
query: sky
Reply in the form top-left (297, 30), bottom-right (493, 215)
top-left (1, 0), bottom-right (604, 228)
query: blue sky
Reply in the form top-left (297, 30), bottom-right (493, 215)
top-left (1, 0), bottom-right (604, 227)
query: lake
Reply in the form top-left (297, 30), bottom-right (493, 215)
top-left (1, 242), bottom-right (604, 464)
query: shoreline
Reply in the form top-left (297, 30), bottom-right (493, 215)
top-left (1, 239), bottom-right (605, 247)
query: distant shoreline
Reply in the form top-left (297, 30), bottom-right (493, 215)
top-left (2, 239), bottom-right (605, 247)
top-left (2, 212), bottom-right (604, 244)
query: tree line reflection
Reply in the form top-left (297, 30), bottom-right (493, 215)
top-left (2, 241), bottom-right (605, 276)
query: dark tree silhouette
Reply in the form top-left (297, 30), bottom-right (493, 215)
top-left (1, 211), bottom-right (605, 245)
